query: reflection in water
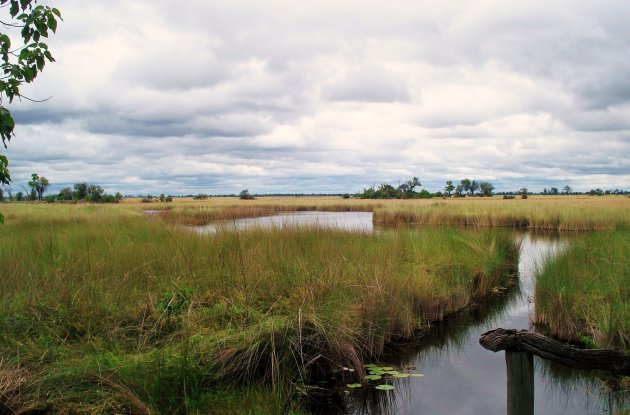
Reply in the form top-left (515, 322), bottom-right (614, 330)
top-left (195, 211), bottom-right (374, 233)
top-left (314, 233), bottom-right (627, 415)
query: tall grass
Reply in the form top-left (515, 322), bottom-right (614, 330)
top-left (0, 204), bottom-right (518, 413)
top-left (373, 196), bottom-right (630, 231)
top-left (534, 227), bottom-right (630, 350)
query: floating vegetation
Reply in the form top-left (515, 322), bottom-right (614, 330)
top-left (343, 363), bottom-right (424, 392)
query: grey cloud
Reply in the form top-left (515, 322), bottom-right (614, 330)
top-left (4, 0), bottom-right (629, 195)
top-left (323, 67), bottom-right (411, 103)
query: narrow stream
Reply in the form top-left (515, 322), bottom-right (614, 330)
top-left (332, 233), bottom-right (628, 415)
top-left (192, 212), bottom-right (628, 414)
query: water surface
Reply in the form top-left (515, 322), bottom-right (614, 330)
top-left (195, 211), bottom-right (374, 233)
top-left (330, 234), bottom-right (627, 415)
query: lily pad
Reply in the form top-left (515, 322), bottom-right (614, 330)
top-left (410, 373), bottom-right (425, 378)
top-left (364, 363), bottom-right (377, 368)
top-left (380, 366), bottom-right (394, 371)
top-left (375, 384), bottom-right (395, 391)
top-left (383, 370), bottom-right (401, 375)
top-left (346, 383), bottom-right (363, 389)
top-left (365, 374), bottom-right (382, 381)
top-left (392, 373), bottom-right (410, 378)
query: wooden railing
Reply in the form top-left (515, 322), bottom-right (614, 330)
top-left (479, 328), bottom-right (630, 415)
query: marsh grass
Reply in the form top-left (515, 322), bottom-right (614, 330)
top-left (0, 203), bottom-right (518, 413)
top-left (373, 196), bottom-right (630, 231)
top-left (128, 195), bottom-right (630, 231)
top-left (534, 227), bottom-right (630, 350)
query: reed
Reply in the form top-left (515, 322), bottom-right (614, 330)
top-left (0, 203), bottom-right (518, 413)
top-left (373, 196), bottom-right (630, 231)
top-left (534, 227), bottom-right (630, 350)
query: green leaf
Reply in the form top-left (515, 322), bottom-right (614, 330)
top-left (36, 55), bottom-right (45, 71)
top-left (375, 384), bottom-right (395, 391)
top-left (47, 15), bottom-right (57, 33)
top-left (391, 373), bottom-right (410, 378)
top-left (52, 8), bottom-right (62, 18)
top-left (364, 374), bottom-right (382, 381)
top-left (346, 383), bottom-right (362, 389)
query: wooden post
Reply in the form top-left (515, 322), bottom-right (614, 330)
top-left (506, 351), bottom-right (534, 415)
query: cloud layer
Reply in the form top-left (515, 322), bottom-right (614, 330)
top-left (4, 0), bottom-right (630, 194)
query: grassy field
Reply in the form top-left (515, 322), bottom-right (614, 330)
top-left (0, 203), bottom-right (518, 414)
top-left (534, 227), bottom-right (630, 351)
top-left (113, 194), bottom-right (630, 231)
top-left (371, 195), bottom-right (630, 231)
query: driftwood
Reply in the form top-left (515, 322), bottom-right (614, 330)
top-left (479, 328), bottom-right (630, 375)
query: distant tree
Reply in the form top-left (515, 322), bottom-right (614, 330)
top-left (28, 173), bottom-right (49, 200)
top-left (479, 181), bottom-right (494, 197)
top-left (549, 187), bottom-right (559, 195)
top-left (588, 188), bottom-right (604, 196)
top-left (562, 185), bottom-right (572, 195)
top-left (193, 193), bottom-right (208, 200)
top-left (239, 189), bottom-right (255, 200)
top-left (519, 187), bottom-right (528, 199)
top-left (73, 182), bottom-right (88, 200)
top-left (159, 193), bottom-right (166, 202)
top-left (115, 192), bottom-right (123, 202)
top-left (377, 183), bottom-right (398, 199)
top-left (470, 180), bottom-right (480, 196)
top-left (15, 191), bottom-right (23, 201)
top-left (86, 184), bottom-right (104, 202)
top-left (444, 180), bottom-right (454, 196)
top-left (460, 178), bottom-right (471, 196)
top-left (58, 187), bottom-right (73, 201)
top-left (398, 177), bottom-right (421, 198)
top-left (454, 184), bottom-right (464, 197)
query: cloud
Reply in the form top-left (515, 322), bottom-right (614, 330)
top-left (2, 0), bottom-right (629, 195)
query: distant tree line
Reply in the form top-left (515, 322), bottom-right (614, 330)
top-left (0, 175), bottom-right (122, 203)
top-left (357, 177), bottom-right (433, 199)
top-left (357, 177), bottom-right (496, 199)
top-left (55, 182), bottom-right (123, 203)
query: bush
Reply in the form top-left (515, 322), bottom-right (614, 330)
top-left (239, 189), bottom-right (255, 200)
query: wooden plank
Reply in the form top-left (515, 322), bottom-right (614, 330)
top-left (479, 328), bottom-right (630, 375)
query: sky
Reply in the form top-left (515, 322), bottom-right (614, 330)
top-left (3, 0), bottom-right (630, 195)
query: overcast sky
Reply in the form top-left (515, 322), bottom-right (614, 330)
top-left (3, 0), bottom-right (630, 195)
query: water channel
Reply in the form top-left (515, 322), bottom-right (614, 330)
top-left (193, 211), bottom-right (628, 414)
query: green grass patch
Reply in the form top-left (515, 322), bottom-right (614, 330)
top-left (535, 227), bottom-right (630, 350)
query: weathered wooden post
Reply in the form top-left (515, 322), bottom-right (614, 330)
top-left (505, 351), bottom-right (534, 415)
top-left (480, 328), bottom-right (630, 415)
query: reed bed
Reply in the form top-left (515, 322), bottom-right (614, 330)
top-left (534, 227), bottom-right (630, 351)
top-left (126, 196), bottom-right (383, 226)
top-left (0, 204), bottom-right (518, 413)
top-left (373, 196), bottom-right (630, 231)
